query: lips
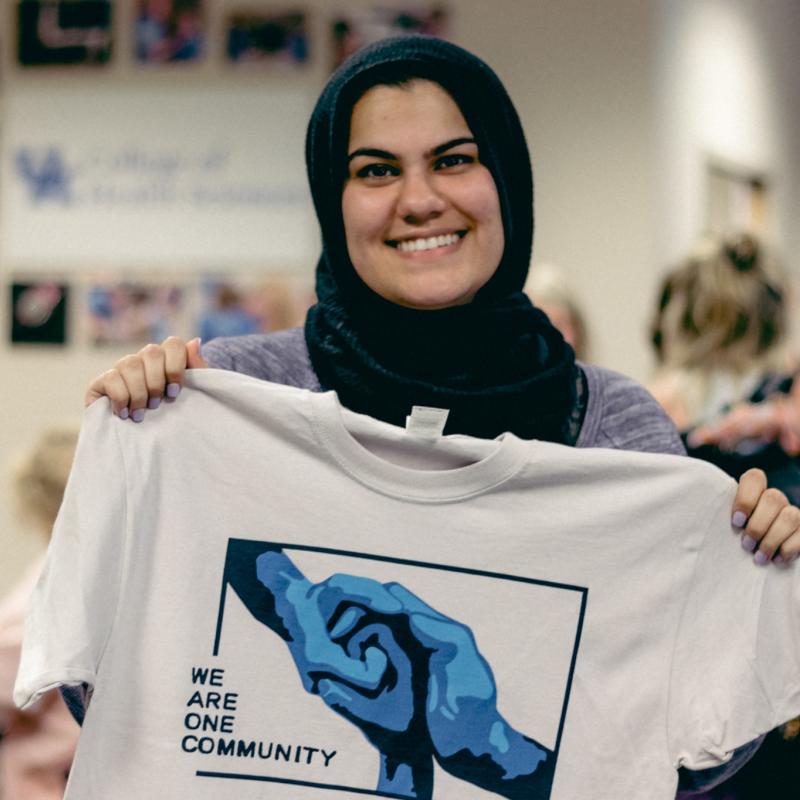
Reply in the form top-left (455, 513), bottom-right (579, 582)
top-left (386, 230), bottom-right (467, 253)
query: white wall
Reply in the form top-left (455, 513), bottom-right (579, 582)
top-left (654, 0), bottom-right (800, 271)
top-left (2, 0), bottom-right (799, 595)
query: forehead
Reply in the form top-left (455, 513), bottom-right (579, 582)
top-left (348, 79), bottom-right (472, 148)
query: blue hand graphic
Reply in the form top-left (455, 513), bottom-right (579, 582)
top-left (254, 551), bottom-right (432, 797)
top-left (226, 543), bottom-right (555, 799)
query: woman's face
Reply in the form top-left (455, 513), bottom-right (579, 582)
top-left (342, 80), bottom-right (504, 310)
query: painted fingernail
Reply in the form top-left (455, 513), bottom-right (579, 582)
top-left (741, 535), bottom-right (758, 552)
top-left (732, 511), bottom-right (748, 528)
top-left (754, 550), bottom-right (769, 566)
top-left (131, 408), bottom-right (145, 423)
top-left (148, 396), bottom-right (161, 410)
top-left (166, 382), bottom-right (181, 398)
top-left (118, 407), bottom-right (129, 420)
top-left (774, 554), bottom-right (785, 564)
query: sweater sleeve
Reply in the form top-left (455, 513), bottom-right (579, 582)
top-left (201, 328), bottom-right (321, 390)
top-left (577, 364), bottom-right (686, 456)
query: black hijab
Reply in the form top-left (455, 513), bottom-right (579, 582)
top-left (304, 35), bottom-right (577, 441)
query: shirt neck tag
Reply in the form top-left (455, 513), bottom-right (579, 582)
top-left (405, 406), bottom-right (450, 439)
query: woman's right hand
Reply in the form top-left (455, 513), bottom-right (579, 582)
top-left (84, 336), bottom-right (207, 421)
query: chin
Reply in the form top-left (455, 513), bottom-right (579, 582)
top-left (385, 271), bottom-right (477, 309)
top-left (393, 292), bottom-right (474, 311)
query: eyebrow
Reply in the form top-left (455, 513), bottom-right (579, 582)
top-left (347, 148), bottom-right (395, 162)
top-left (432, 137), bottom-right (476, 156)
top-left (347, 137), bottom-right (477, 162)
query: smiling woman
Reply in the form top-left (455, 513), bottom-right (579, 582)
top-left (298, 38), bottom-right (582, 444)
top-left (78, 35), bottom-right (800, 797)
top-left (342, 80), bottom-right (504, 310)
top-left (83, 34), bottom-right (797, 566)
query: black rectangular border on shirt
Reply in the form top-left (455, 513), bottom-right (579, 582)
top-left (208, 538), bottom-right (589, 795)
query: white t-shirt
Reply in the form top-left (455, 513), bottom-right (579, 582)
top-left (15, 370), bottom-right (800, 800)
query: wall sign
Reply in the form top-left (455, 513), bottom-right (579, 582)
top-left (1, 86), bottom-right (318, 270)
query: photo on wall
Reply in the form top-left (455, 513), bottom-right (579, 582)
top-left (86, 280), bottom-right (186, 346)
top-left (196, 274), bottom-right (315, 344)
top-left (225, 10), bottom-right (309, 68)
top-left (9, 281), bottom-right (69, 345)
top-left (331, 6), bottom-right (448, 68)
top-left (16, 0), bottom-right (112, 67)
top-left (134, 0), bottom-right (206, 65)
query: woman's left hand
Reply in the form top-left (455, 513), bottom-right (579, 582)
top-left (732, 468), bottom-right (800, 564)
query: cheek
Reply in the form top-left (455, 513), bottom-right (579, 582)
top-left (480, 201), bottom-right (505, 272)
top-left (486, 207), bottom-right (505, 254)
top-left (467, 172), bottom-right (504, 250)
top-left (342, 186), bottom-right (388, 239)
top-left (342, 188), bottom-right (393, 271)
top-left (341, 187), bottom-right (385, 290)
top-left (341, 186), bottom-right (361, 247)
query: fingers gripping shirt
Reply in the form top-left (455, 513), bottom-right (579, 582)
top-left (14, 370), bottom-right (800, 800)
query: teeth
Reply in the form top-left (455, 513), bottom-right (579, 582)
top-left (397, 233), bottom-right (460, 253)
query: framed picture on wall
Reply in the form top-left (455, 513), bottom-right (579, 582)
top-left (225, 10), bottom-right (309, 68)
top-left (16, 0), bottom-right (112, 67)
top-left (331, 6), bottom-right (448, 68)
top-left (86, 280), bottom-right (186, 346)
top-left (134, 0), bottom-right (206, 65)
top-left (196, 274), bottom-right (314, 343)
top-left (9, 280), bottom-right (69, 345)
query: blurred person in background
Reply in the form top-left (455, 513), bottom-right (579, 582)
top-left (524, 262), bottom-right (590, 361)
top-left (0, 427), bottom-right (80, 799)
top-left (648, 232), bottom-right (800, 505)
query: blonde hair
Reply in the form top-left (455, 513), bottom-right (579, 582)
top-left (651, 233), bottom-right (786, 372)
top-left (13, 426), bottom-right (79, 533)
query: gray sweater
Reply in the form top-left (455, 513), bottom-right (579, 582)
top-left (202, 327), bottom-right (686, 456)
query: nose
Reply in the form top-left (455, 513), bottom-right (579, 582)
top-left (396, 169), bottom-right (447, 224)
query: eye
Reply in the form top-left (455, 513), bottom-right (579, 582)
top-left (355, 163), bottom-right (400, 180)
top-left (434, 153), bottom-right (474, 170)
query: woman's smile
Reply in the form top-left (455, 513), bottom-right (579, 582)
top-left (342, 80), bottom-right (504, 310)
top-left (387, 230), bottom-right (467, 255)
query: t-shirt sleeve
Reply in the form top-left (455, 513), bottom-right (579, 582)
top-left (13, 400), bottom-right (128, 710)
top-left (667, 480), bottom-right (800, 770)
